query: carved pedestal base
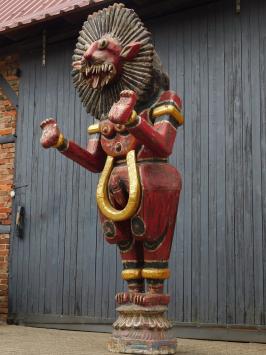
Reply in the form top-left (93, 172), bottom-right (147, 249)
top-left (107, 304), bottom-right (177, 354)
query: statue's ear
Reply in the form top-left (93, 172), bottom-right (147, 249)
top-left (120, 42), bottom-right (141, 61)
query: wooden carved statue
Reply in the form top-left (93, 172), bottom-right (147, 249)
top-left (40, 3), bottom-right (184, 354)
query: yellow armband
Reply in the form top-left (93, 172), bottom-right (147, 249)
top-left (87, 123), bottom-right (100, 134)
top-left (152, 104), bottom-right (184, 126)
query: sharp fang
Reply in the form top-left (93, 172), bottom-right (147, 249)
top-left (92, 75), bottom-right (100, 89)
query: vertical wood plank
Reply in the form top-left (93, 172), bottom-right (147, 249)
top-left (21, 53), bottom-right (35, 315)
top-left (32, 54), bottom-right (46, 315)
top-left (259, 0), bottom-right (266, 325)
top-left (207, 3), bottom-right (218, 323)
top-left (250, 0), bottom-right (264, 325)
top-left (191, 10), bottom-right (201, 323)
top-left (183, 11), bottom-right (192, 323)
top-left (199, 5), bottom-right (209, 324)
top-left (28, 53), bottom-right (40, 314)
top-left (86, 171), bottom-right (98, 317)
top-left (55, 45), bottom-right (68, 314)
top-left (224, 0), bottom-right (236, 325)
top-left (233, 2), bottom-right (245, 325)
top-left (164, 14), bottom-right (185, 321)
top-left (173, 15), bottom-right (185, 323)
top-left (44, 45), bottom-right (60, 314)
top-left (37, 51), bottom-right (48, 315)
top-left (241, 0), bottom-right (255, 325)
top-left (215, 1), bottom-right (226, 325)
top-left (62, 46), bottom-right (74, 316)
top-left (67, 64), bottom-right (80, 316)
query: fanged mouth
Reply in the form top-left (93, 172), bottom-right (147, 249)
top-left (81, 63), bottom-right (116, 89)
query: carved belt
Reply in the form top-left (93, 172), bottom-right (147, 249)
top-left (96, 150), bottom-right (141, 222)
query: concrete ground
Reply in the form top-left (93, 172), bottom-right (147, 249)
top-left (0, 324), bottom-right (266, 355)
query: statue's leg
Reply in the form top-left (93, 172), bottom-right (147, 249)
top-left (142, 214), bottom-right (176, 304)
top-left (101, 165), bottom-right (144, 302)
top-left (129, 163), bottom-right (182, 306)
top-left (100, 213), bottom-right (144, 303)
top-left (130, 193), bottom-right (177, 306)
top-left (119, 239), bottom-right (145, 303)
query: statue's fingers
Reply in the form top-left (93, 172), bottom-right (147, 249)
top-left (40, 118), bottom-right (57, 129)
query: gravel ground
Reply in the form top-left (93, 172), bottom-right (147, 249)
top-left (0, 324), bottom-right (266, 355)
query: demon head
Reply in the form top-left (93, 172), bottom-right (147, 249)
top-left (73, 34), bottom-right (142, 90)
top-left (72, 3), bottom-right (168, 120)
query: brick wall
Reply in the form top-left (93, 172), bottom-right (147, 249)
top-left (0, 55), bottom-right (19, 321)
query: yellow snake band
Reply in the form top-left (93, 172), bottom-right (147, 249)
top-left (96, 150), bottom-right (141, 222)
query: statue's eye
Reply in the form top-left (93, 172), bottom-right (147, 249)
top-left (99, 39), bottom-right (108, 49)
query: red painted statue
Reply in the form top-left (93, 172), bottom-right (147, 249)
top-left (40, 4), bottom-right (184, 354)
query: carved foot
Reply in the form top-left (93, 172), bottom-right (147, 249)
top-left (129, 292), bottom-right (170, 306)
top-left (115, 292), bottom-right (130, 304)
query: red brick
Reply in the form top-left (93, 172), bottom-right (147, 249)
top-left (0, 208), bottom-right (11, 213)
top-left (0, 56), bottom-right (19, 321)
top-left (0, 184), bottom-right (12, 191)
top-left (2, 220), bottom-right (11, 225)
top-left (0, 128), bottom-right (12, 135)
top-left (0, 239), bottom-right (9, 244)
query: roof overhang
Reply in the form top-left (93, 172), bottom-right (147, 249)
top-left (0, 0), bottom-right (217, 55)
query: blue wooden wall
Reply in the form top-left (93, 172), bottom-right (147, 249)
top-left (9, 0), bottom-right (266, 331)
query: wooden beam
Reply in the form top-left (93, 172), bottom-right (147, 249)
top-left (0, 74), bottom-right (18, 107)
top-left (0, 134), bottom-right (16, 144)
top-left (0, 225), bottom-right (11, 234)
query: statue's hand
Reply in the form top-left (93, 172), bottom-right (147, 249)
top-left (108, 90), bottom-right (137, 124)
top-left (40, 118), bottom-right (61, 148)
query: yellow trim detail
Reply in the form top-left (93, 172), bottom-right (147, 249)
top-left (125, 110), bottom-right (138, 126)
top-left (121, 269), bottom-right (142, 280)
top-left (52, 133), bottom-right (65, 148)
top-left (152, 105), bottom-right (184, 126)
top-left (88, 123), bottom-right (100, 134)
top-left (96, 150), bottom-right (141, 222)
top-left (141, 268), bottom-right (170, 280)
